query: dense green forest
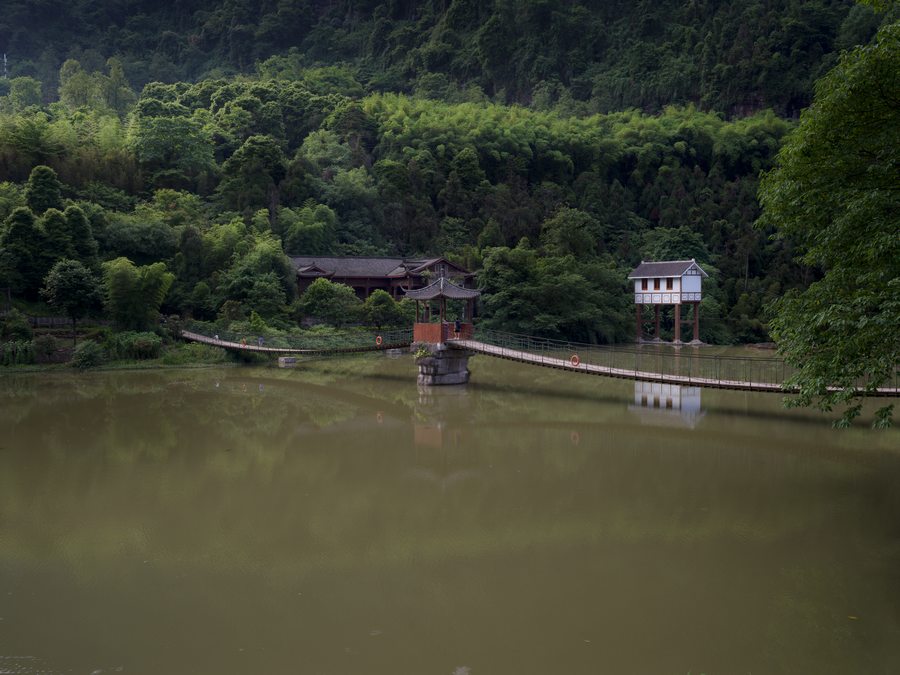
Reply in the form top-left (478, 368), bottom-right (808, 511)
top-left (0, 0), bottom-right (895, 355)
top-left (0, 0), bottom-right (885, 115)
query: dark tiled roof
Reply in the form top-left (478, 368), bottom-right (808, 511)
top-left (404, 277), bottom-right (481, 300)
top-left (628, 260), bottom-right (708, 279)
top-left (291, 256), bottom-right (463, 278)
top-left (292, 256), bottom-right (408, 278)
top-left (407, 258), bottom-right (442, 273)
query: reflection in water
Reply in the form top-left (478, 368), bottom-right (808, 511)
top-left (411, 385), bottom-right (483, 490)
top-left (629, 381), bottom-right (705, 428)
top-left (414, 384), bottom-right (472, 449)
top-left (0, 361), bottom-right (899, 675)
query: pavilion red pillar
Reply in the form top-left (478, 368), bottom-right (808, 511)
top-left (635, 304), bottom-right (642, 341)
top-left (654, 304), bottom-right (660, 340)
top-left (693, 301), bottom-right (700, 342)
top-left (674, 303), bottom-right (681, 343)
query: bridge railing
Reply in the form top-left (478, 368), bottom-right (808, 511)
top-left (183, 321), bottom-right (412, 352)
top-left (466, 327), bottom-right (795, 389)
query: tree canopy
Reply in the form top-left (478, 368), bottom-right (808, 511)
top-left (41, 259), bottom-right (102, 345)
top-left (0, 1), bottom-right (887, 116)
top-left (759, 20), bottom-right (900, 427)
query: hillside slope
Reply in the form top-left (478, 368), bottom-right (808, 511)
top-left (0, 0), bottom-right (885, 115)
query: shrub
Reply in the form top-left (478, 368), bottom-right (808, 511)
top-left (72, 341), bottom-right (105, 369)
top-left (160, 342), bottom-right (228, 365)
top-left (1, 309), bottom-right (33, 341)
top-left (32, 334), bottom-right (63, 363)
top-left (159, 314), bottom-right (183, 341)
top-left (82, 326), bottom-right (111, 342)
top-left (248, 310), bottom-right (269, 334)
top-left (0, 340), bottom-right (35, 366)
top-left (105, 331), bottom-right (163, 360)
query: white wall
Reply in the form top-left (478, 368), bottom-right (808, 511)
top-left (682, 275), bottom-right (701, 293)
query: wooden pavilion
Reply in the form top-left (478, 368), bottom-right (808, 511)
top-left (405, 276), bottom-right (480, 344)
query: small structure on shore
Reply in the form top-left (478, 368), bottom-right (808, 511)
top-left (405, 276), bottom-right (481, 385)
top-left (629, 259), bottom-right (708, 343)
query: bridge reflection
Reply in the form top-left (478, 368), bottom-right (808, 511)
top-left (628, 381), bottom-right (705, 428)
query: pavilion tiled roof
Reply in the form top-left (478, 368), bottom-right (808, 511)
top-left (628, 259), bottom-right (708, 279)
top-left (403, 277), bottom-right (481, 301)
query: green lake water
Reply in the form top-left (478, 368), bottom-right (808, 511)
top-left (1, 353), bottom-right (899, 674)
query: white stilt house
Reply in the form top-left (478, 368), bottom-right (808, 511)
top-left (628, 259), bottom-right (708, 343)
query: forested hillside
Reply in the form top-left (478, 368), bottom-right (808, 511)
top-left (0, 0), bottom-right (885, 115)
top-left (0, 1), bottom-right (895, 350)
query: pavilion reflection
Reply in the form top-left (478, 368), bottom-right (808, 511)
top-left (413, 384), bottom-right (473, 449)
top-left (628, 381), bottom-right (705, 428)
top-left (410, 385), bottom-right (483, 489)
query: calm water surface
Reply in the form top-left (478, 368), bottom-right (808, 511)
top-left (1, 353), bottom-right (899, 674)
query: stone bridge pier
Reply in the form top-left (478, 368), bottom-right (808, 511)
top-left (414, 342), bottom-right (474, 386)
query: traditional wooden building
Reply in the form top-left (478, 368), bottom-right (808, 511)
top-left (628, 259), bottom-right (708, 343)
top-left (290, 256), bottom-right (473, 300)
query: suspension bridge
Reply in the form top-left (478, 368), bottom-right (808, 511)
top-left (180, 323), bottom-right (899, 397)
top-left (180, 327), bottom-right (413, 355)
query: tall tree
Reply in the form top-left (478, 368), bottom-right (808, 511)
top-left (217, 135), bottom-right (287, 223)
top-left (25, 165), bottom-right (63, 215)
top-left (41, 208), bottom-right (74, 263)
top-left (128, 111), bottom-right (216, 190)
top-left (102, 257), bottom-right (175, 331)
top-left (299, 278), bottom-right (362, 327)
top-left (759, 21), bottom-right (900, 428)
top-left (8, 77), bottom-right (43, 111)
top-left (64, 205), bottom-right (99, 268)
top-left (364, 289), bottom-right (404, 328)
top-left (101, 57), bottom-right (137, 116)
top-left (0, 207), bottom-right (46, 298)
top-left (41, 259), bottom-right (103, 346)
top-left (58, 59), bottom-right (100, 110)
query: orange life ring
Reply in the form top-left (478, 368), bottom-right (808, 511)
top-left (570, 354), bottom-right (580, 367)
top-left (375, 335), bottom-right (383, 346)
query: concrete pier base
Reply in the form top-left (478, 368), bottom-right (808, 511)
top-left (414, 342), bottom-right (473, 386)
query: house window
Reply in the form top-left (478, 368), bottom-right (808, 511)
top-left (653, 278), bottom-right (660, 290)
top-left (439, 264), bottom-right (446, 277)
top-left (641, 279), bottom-right (648, 291)
top-left (666, 278), bottom-right (673, 290)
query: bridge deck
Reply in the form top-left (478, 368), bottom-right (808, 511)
top-left (448, 339), bottom-right (900, 397)
top-left (181, 330), bottom-right (411, 355)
